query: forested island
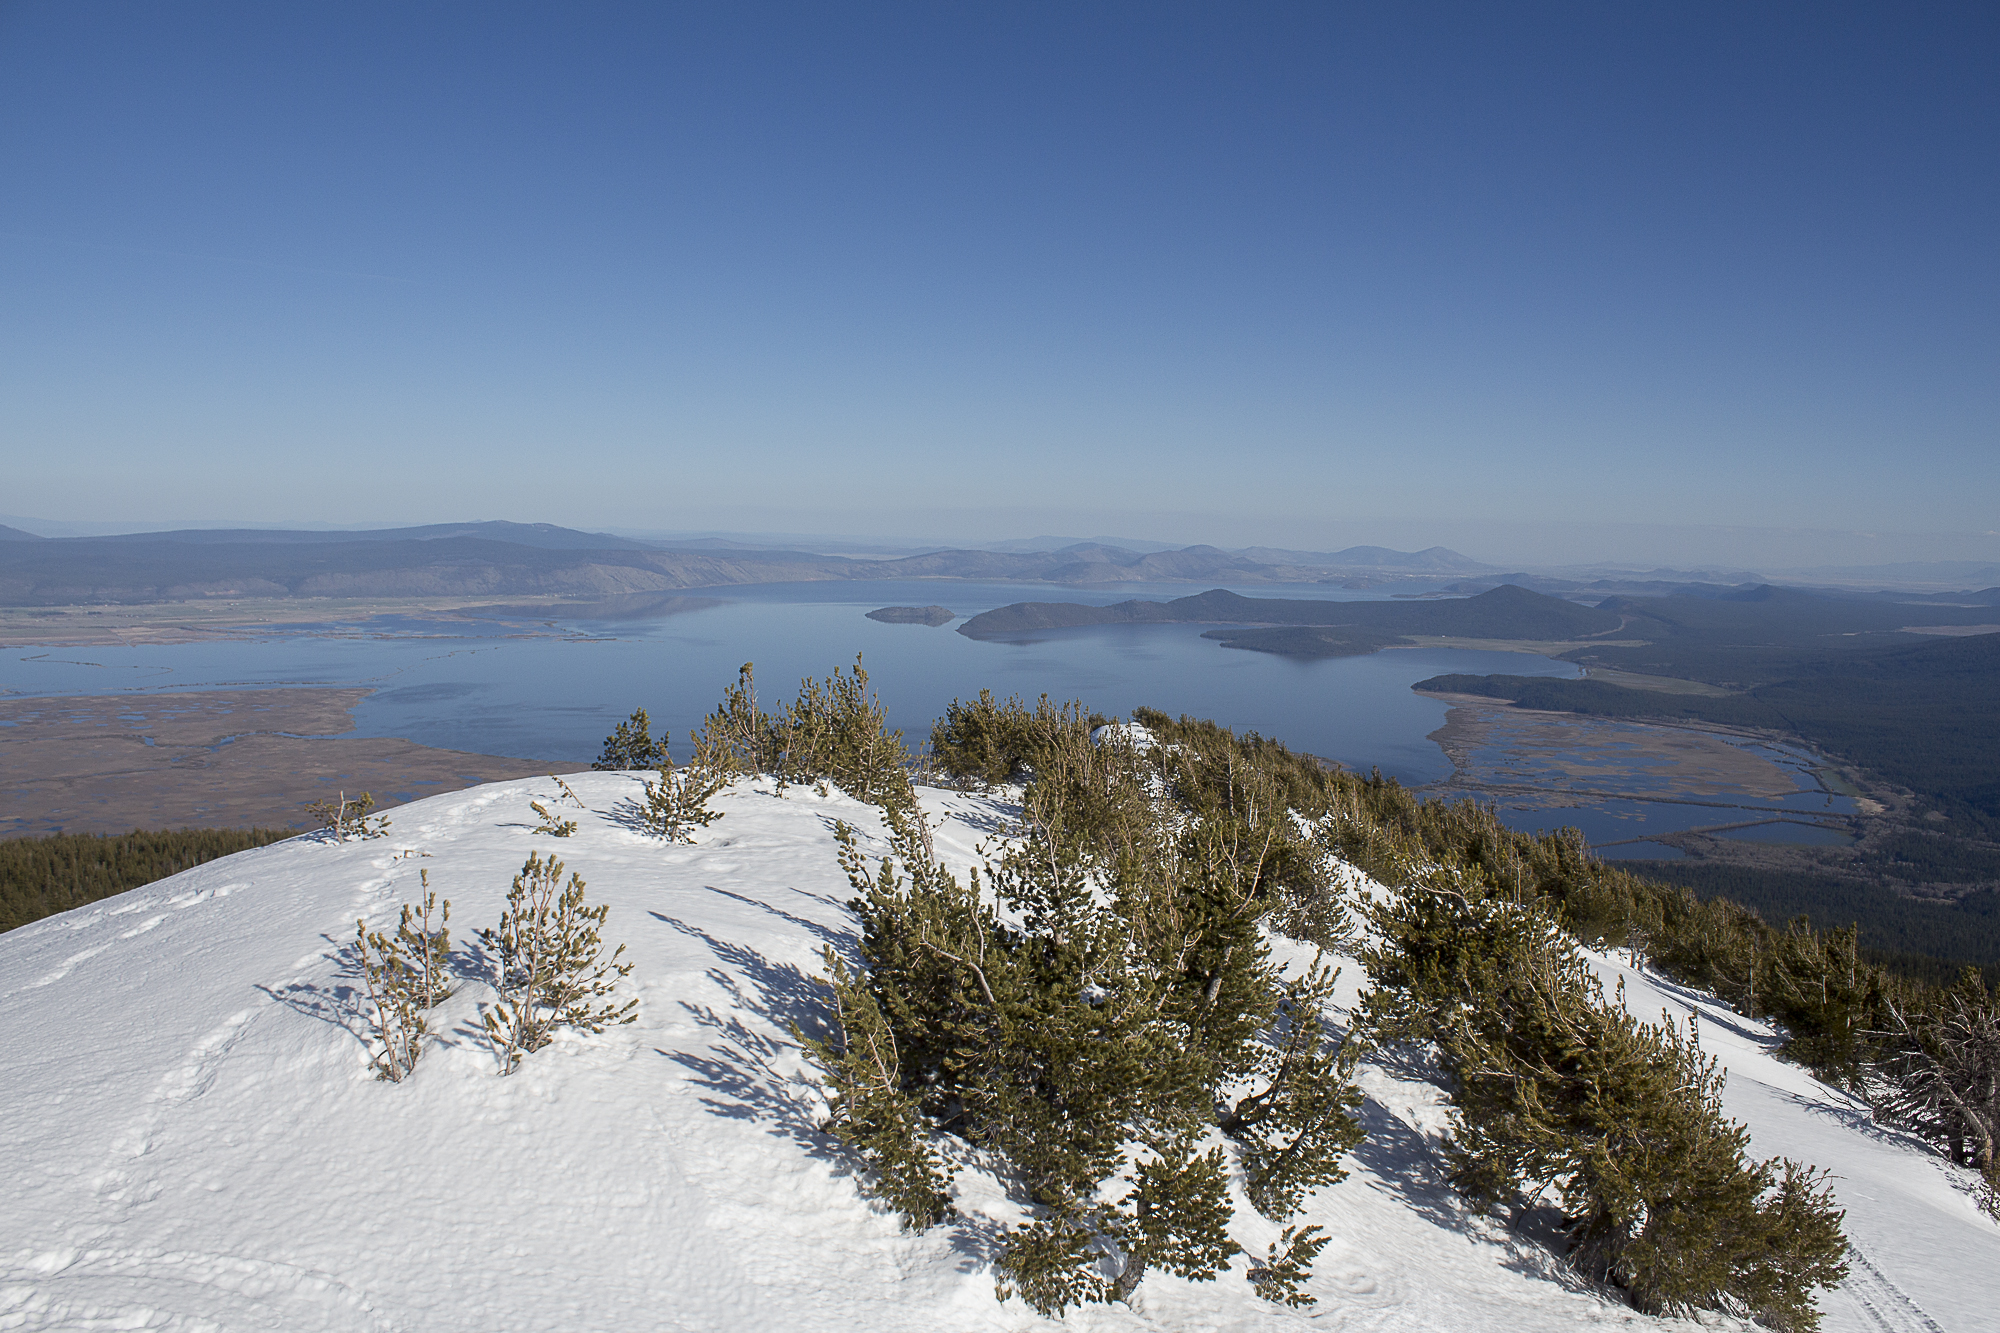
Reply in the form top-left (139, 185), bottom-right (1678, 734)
top-left (957, 583), bottom-right (1623, 648)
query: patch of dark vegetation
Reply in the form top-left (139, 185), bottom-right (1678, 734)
top-left (0, 828), bottom-right (295, 932)
top-left (1614, 859), bottom-right (2000, 985)
top-left (913, 697), bottom-right (1859, 1318)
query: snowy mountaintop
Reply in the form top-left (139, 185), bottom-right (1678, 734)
top-left (2, 775), bottom-right (1990, 1331)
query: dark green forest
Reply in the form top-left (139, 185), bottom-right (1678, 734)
top-left (1617, 858), bottom-right (2000, 985)
top-left (0, 829), bottom-right (295, 932)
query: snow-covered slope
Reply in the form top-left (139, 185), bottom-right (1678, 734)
top-left (2, 775), bottom-right (1991, 1332)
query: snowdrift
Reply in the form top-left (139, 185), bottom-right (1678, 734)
top-left (2, 775), bottom-right (1991, 1331)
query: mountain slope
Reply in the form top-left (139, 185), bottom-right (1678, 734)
top-left (2, 776), bottom-right (1990, 1331)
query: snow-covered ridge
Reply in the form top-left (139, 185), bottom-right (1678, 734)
top-left (2, 775), bottom-right (1990, 1331)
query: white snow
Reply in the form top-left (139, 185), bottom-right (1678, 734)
top-left (1, 773), bottom-right (1992, 1331)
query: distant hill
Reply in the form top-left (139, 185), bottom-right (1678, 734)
top-left (978, 534), bottom-right (1186, 554)
top-left (83, 521), bottom-right (651, 550)
top-left (1234, 544), bottom-right (1492, 572)
top-left (959, 583), bottom-right (1621, 645)
top-left (1893, 586), bottom-right (2000, 607)
top-left (0, 525), bottom-right (45, 542)
top-left (0, 527), bottom-right (1451, 607)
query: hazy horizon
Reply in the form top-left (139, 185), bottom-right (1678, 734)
top-left (3, 4), bottom-right (1994, 556)
top-left (6, 509), bottom-right (1998, 576)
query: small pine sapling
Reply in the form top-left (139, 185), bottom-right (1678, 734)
top-left (399, 870), bottom-right (454, 1009)
top-left (1247, 1224), bottom-right (1330, 1307)
top-left (479, 852), bottom-right (637, 1073)
top-left (640, 747), bottom-right (726, 842)
top-left (354, 871), bottom-right (452, 1081)
top-left (308, 790), bottom-right (391, 841)
top-left (546, 774), bottom-right (585, 808)
top-left (355, 918), bottom-right (424, 1081)
top-left (529, 799), bottom-right (578, 837)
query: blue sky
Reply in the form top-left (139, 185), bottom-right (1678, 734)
top-left (2, 2), bottom-right (1995, 565)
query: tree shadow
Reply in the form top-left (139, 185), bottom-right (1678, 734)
top-left (698, 885), bottom-right (858, 962)
top-left (1767, 1085), bottom-right (1943, 1158)
top-left (646, 914), bottom-right (1023, 1248)
top-left (602, 796), bottom-right (659, 836)
top-left (1631, 970), bottom-right (1780, 1050)
top-left (940, 1207), bottom-right (1013, 1273)
top-left (253, 932), bottom-right (370, 1047)
top-left (927, 799), bottom-right (1021, 839)
top-left (1344, 1093), bottom-right (1474, 1236)
top-left (1361, 1037), bottom-right (1449, 1086)
top-left (1352, 1086), bottom-right (1615, 1299)
top-left (649, 914), bottom-right (838, 1141)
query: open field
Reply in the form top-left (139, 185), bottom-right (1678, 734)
top-left (0, 688), bottom-right (558, 837)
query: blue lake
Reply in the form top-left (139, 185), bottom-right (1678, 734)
top-left (5, 580), bottom-right (1568, 780)
top-left (0, 578), bottom-right (1853, 850)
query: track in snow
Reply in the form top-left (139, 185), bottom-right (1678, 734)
top-left (1840, 1244), bottom-right (1948, 1333)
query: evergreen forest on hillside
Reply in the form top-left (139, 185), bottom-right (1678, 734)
top-left (0, 828), bottom-right (295, 932)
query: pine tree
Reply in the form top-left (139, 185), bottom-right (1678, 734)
top-left (308, 790), bottom-right (391, 841)
top-left (528, 800), bottom-right (578, 837)
top-left (354, 871), bottom-right (451, 1081)
top-left (593, 707), bottom-right (668, 770)
top-left (479, 852), bottom-right (636, 1072)
top-left (800, 704), bottom-right (1369, 1316)
top-left (639, 748), bottom-right (726, 842)
top-left (1873, 970), bottom-right (2000, 1203)
top-left (1218, 957), bottom-right (1365, 1219)
top-left (797, 945), bottom-right (956, 1228)
top-left (1358, 862), bottom-right (1850, 1329)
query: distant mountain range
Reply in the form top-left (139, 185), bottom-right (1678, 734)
top-left (0, 522), bottom-right (1501, 607)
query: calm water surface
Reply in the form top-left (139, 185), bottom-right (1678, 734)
top-left (3, 580), bottom-right (1571, 784)
top-left (2, 578), bottom-right (1847, 849)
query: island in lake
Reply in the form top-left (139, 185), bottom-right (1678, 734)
top-left (957, 584), bottom-right (1624, 655)
top-left (867, 604), bottom-right (956, 626)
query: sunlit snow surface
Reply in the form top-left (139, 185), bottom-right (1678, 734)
top-left (2, 775), bottom-right (1991, 1331)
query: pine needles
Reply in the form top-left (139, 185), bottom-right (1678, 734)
top-left (802, 711), bottom-right (1368, 1315)
top-left (355, 871), bottom-right (452, 1082)
top-left (479, 851), bottom-right (636, 1073)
